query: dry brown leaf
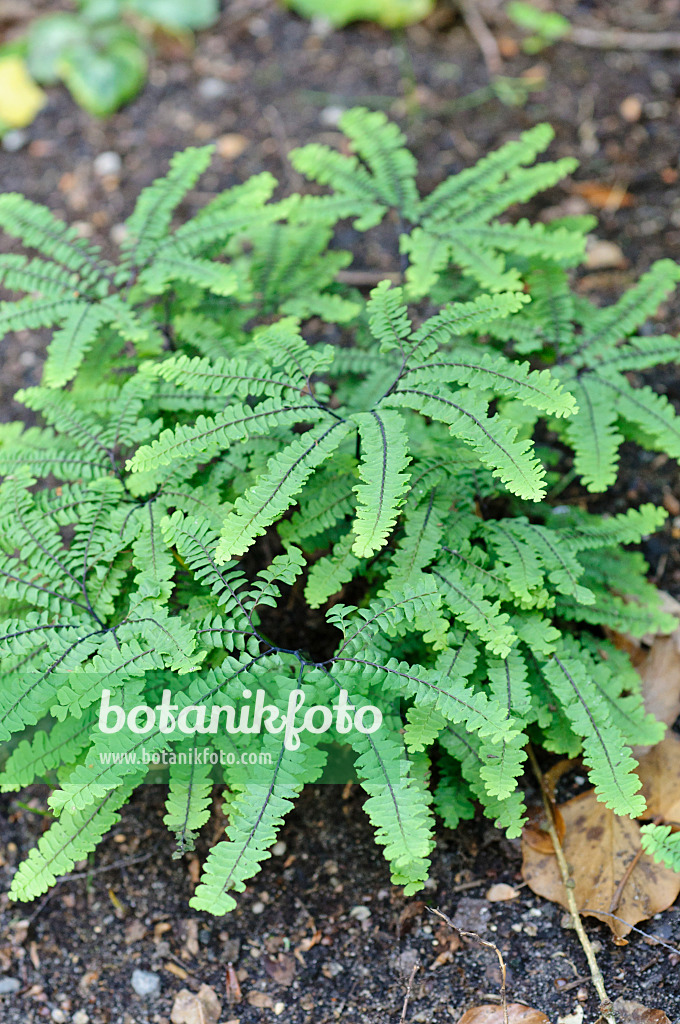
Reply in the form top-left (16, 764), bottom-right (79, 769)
top-left (226, 962), bottom-right (242, 1005)
top-left (571, 181), bottom-right (634, 210)
top-left (247, 990), bottom-right (275, 1009)
top-left (263, 953), bottom-right (296, 987)
top-left (458, 1004), bottom-right (550, 1024)
top-left (521, 790), bottom-right (680, 937)
top-left (636, 630), bottom-right (680, 736)
top-left (170, 984), bottom-right (222, 1024)
top-left (613, 998), bottom-right (671, 1024)
top-left (485, 883), bottom-right (519, 902)
top-left (397, 900), bottom-right (425, 936)
top-left (522, 759), bottom-right (574, 853)
top-left (636, 732), bottom-right (680, 823)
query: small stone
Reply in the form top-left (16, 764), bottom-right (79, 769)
top-left (320, 105), bottom-right (345, 127)
top-left (110, 223), bottom-right (128, 245)
top-left (585, 239), bottom-right (627, 270)
top-left (485, 883), bottom-right (519, 902)
top-left (216, 133), bottom-right (248, 160)
top-left (251, 901), bottom-right (265, 915)
top-left (72, 1013), bottom-right (89, 1024)
top-left (198, 77), bottom-right (230, 101)
top-left (349, 905), bottom-right (371, 921)
top-left (131, 969), bottom-right (160, 998)
top-left (93, 151), bottom-right (121, 177)
top-left (272, 841), bottom-right (287, 856)
top-left (620, 95), bottom-right (642, 122)
top-left (0, 977), bottom-right (21, 994)
top-left (2, 130), bottom-right (28, 152)
top-left (274, 1003), bottom-right (285, 1016)
top-left (51, 1011), bottom-right (67, 1023)
top-left (309, 15), bottom-right (333, 37)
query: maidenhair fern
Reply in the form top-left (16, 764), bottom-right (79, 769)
top-left (1, 109), bottom-right (679, 912)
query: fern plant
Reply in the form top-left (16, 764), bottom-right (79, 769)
top-left (1, 108), bottom-right (679, 914)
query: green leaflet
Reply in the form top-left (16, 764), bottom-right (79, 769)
top-left (216, 420), bottom-right (351, 561)
top-left (351, 410), bottom-right (411, 557)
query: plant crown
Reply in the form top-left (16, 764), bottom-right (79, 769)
top-left (0, 109), bottom-right (679, 911)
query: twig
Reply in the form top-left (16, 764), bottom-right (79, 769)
top-left (527, 746), bottom-right (616, 1024)
top-left (428, 907), bottom-right (509, 1024)
top-left (479, 3), bottom-right (680, 52)
top-left (608, 846), bottom-right (643, 915)
top-left (457, 0), bottom-right (503, 76)
top-left (581, 910), bottom-right (680, 956)
top-left (569, 26), bottom-right (680, 51)
top-left (399, 961), bottom-right (420, 1024)
top-left (335, 269), bottom-right (403, 287)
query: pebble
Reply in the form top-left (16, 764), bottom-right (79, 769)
top-left (320, 105), bottom-right (345, 127)
top-left (0, 976), bottom-right (20, 994)
top-left (51, 1012), bottom-right (67, 1023)
top-left (198, 77), bottom-right (230, 101)
top-left (620, 95), bottom-right (642, 122)
top-left (272, 841), bottom-right (287, 856)
top-left (2, 130), bottom-right (28, 152)
top-left (110, 223), bottom-right (128, 245)
top-left (72, 1013), bottom-right (89, 1024)
top-left (251, 900), bottom-right (266, 915)
top-left (349, 905), bottom-right (371, 920)
top-left (131, 969), bottom-right (160, 998)
top-left (93, 151), bottom-right (122, 177)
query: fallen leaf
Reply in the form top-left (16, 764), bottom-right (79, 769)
top-left (571, 181), bottom-right (634, 210)
top-left (636, 629), bottom-right (680, 739)
top-left (295, 929), bottom-right (322, 952)
top-left (458, 1004), bottom-right (550, 1024)
top-left (522, 759), bottom-right (573, 853)
top-left (124, 919), bottom-right (148, 944)
top-left (0, 55), bottom-right (46, 129)
top-left (636, 732), bottom-right (680, 823)
top-left (613, 998), bottom-right (670, 1024)
top-left (226, 962), bottom-right (242, 1005)
top-left (263, 953), bottom-right (296, 987)
top-left (485, 883), bottom-right (519, 902)
top-left (522, 790), bottom-right (680, 937)
top-left (397, 900), bottom-right (425, 935)
top-left (171, 984), bottom-right (221, 1024)
top-left (247, 991), bottom-right (275, 1009)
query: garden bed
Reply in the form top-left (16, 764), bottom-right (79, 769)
top-left (1, 2), bottom-right (680, 1021)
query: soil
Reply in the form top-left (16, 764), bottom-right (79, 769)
top-left (1, 2), bottom-right (680, 1022)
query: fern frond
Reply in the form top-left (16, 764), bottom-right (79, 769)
top-left (216, 420), bottom-right (351, 561)
top-left (351, 410), bottom-right (411, 557)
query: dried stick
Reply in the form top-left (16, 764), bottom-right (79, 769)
top-left (569, 27), bottom-right (680, 51)
top-left (428, 907), bottom-right (509, 1024)
top-left (527, 745), bottom-right (616, 1024)
top-left (457, 0), bottom-right (503, 76)
top-left (399, 961), bottom-right (420, 1024)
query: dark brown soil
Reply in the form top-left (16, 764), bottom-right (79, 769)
top-left (2, 2), bottom-right (680, 1021)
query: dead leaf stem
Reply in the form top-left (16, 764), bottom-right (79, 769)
top-left (526, 745), bottom-right (616, 1024)
top-left (429, 907), bottom-right (509, 1024)
top-left (399, 961), bottom-right (420, 1024)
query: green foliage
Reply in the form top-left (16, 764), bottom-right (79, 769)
top-left (21, 0), bottom-right (219, 118)
top-left (506, 2), bottom-right (571, 53)
top-left (282, 0), bottom-right (434, 29)
top-left (1, 110), bottom-right (679, 913)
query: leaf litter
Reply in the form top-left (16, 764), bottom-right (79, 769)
top-left (522, 593), bottom-right (680, 939)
